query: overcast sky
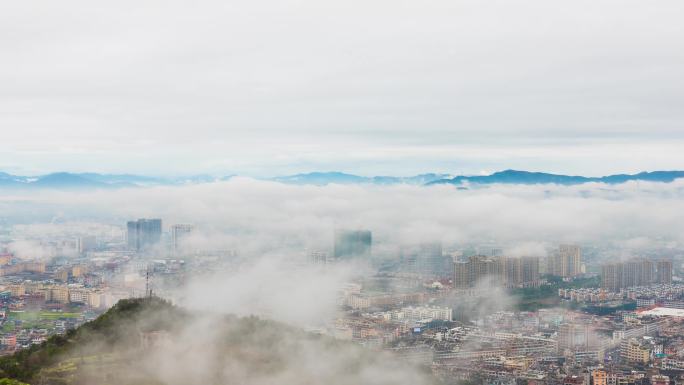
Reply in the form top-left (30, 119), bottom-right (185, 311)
top-left (1, 0), bottom-right (683, 177)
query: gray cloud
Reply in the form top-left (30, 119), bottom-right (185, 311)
top-left (3, 179), bottom-right (684, 255)
top-left (1, 0), bottom-right (684, 175)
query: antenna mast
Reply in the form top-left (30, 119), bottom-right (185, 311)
top-left (145, 265), bottom-right (151, 298)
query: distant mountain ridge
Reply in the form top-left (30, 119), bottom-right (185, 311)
top-left (0, 170), bottom-right (682, 190)
top-left (270, 170), bottom-right (684, 186)
top-left (0, 172), bottom-right (232, 190)
top-left (271, 172), bottom-right (450, 186)
top-left (428, 169), bottom-right (684, 186)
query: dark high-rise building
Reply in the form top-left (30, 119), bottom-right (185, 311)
top-left (333, 230), bottom-right (371, 259)
top-left (656, 260), bottom-right (673, 284)
top-left (127, 218), bottom-right (162, 251)
top-left (127, 221), bottom-right (139, 250)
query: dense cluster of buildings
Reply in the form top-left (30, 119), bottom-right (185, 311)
top-left (415, 308), bottom-right (684, 385)
top-left (560, 284), bottom-right (684, 305)
top-left (453, 255), bottom-right (541, 289)
top-left (1, 282), bottom-right (111, 308)
top-left (0, 217), bottom-right (198, 354)
top-left (2, 219), bottom-right (684, 385)
top-left (602, 260), bottom-right (673, 292)
top-left (451, 245), bottom-right (586, 290)
top-left (320, 238), bottom-right (684, 385)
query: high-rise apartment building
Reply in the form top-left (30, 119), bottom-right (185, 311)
top-left (309, 250), bottom-right (328, 265)
top-left (333, 230), bottom-right (372, 259)
top-left (504, 256), bottom-right (537, 287)
top-left (126, 221), bottom-right (138, 250)
top-left (549, 245), bottom-right (582, 278)
top-left (454, 255), bottom-right (504, 289)
top-left (656, 260), bottom-right (673, 284)
top-left (453, 255), bottom-right (539, 289)
top-left (127, 219), bottom-right (162, 251)
top-left (400, 242), bottom-right (447, 277)
top-left (171, 224), bottom-right (194, 252)
top-left (601, 262), bottom-right (624, 292)
top-left (622, 259), bottom-right (654, 287)
top-left (453, 261), bottom-right (469, 289)
top-left (558, 323), bottom-right (591, 351)
top-left (77, 236), bottom-right (97, 254)
top-left (602, 258), bottom-right (663, 292)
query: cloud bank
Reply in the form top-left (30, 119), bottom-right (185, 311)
top-left (2, 178), bottom-right (684, 255)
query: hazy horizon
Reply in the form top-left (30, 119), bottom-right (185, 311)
top-left (5, 168), bottom-right (684, 179)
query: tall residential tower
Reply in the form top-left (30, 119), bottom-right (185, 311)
top-left (127, 218), bottom-right (162, 251)
top-left (171, 224), bottom-right (194, 253)
top-left (333, 230), bottom-right (372, 259)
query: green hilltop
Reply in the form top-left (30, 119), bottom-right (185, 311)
top-left (0, 297), bottom-right (183, 384)
top-left (0, 297), bottom-right (434, 385)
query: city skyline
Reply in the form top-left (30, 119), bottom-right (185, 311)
top-left (2, 1), bottom-right (684, 384)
